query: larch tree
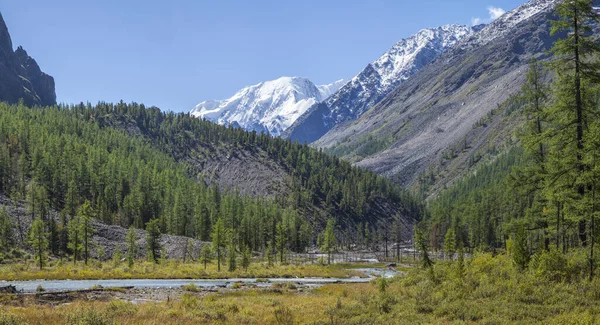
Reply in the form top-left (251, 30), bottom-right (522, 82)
top-left (321, 219), bottom-right (336, 265)
top-left (146, 218), bottom-right (162, 264)
top-left (548, 0), bottom-right (600, 248)
top-left (211, 218), bottom-right (226, 271)
top-left (200, 244), bottom-right (213, 270)
top-left (126, 226), bottom-right (137, 268)
top-left (29, 217), bottom-right (48, 270)
top-left (77, 201), bottom-right (96, 265)
top-left (68, 213), bottom-right (82, 264)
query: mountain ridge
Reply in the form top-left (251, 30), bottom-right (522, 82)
top-left (313, 0), bottom-right (561, 187)
top-left (282, 24), bottom-right (476, 144)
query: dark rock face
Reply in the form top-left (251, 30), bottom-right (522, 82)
top-left (0, 12), bottom-right (56, 107)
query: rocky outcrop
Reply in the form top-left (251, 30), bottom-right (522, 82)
top-left (0, 12), bottom-right (56, 107)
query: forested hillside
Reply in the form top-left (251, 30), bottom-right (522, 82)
top-left (423, 0), bottom-right (600, 278)
top-left (0, 101), bottom-right (423, 259)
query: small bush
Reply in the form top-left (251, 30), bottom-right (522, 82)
top-left (180, 293), bottom-right (200, 310)
top-left (182, 283), bottom-right (201, 292)
top-left (0, 313), bottom-right (23, 325)
top-left (274, 306), bottom-right (295, 325)
top-left (65, 308), bottom-right (113, 325)
top-left (107, 300), bottom-right (137, 317)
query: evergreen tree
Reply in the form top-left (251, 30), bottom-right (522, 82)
top-left (511, 226), bottom-right (531, 270)
top-left (0, 205), bottom-right (13, 250)
top-left (241, 245), bottom-right (251, 272)
top-left (126, 226), bottom-right (137, 268)
top-left (200, 244), bottom-right (213, 270)
top-left (548, 0), bottom-right (600, 247)
top-left (415, 227), bottom-right (433, 269)
top-left (113, 245), bottom-right (123, 267)
top-left (146, 219), bottom-right (162, 263)
top-left (67, 213), bottom-right (82, 264)
top-left (29, 217), bottom-right (48, 270)
top-left (443, 227), bottom-right (456, 260)
top-left (275, 221), bottom-right (287, 264)
top-left (227, 239), bottom-right (237, 272)
top-left (211, 218), bottom-right (226, 271)
top-left (77, 201), bottom-right (95, 265)
top-left (321, 219), bottom-right (336, 265)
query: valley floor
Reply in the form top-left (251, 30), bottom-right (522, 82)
top-left (1, 253), bottom-right (599, 324)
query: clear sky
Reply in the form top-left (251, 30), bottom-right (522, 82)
top-left (1, 0), bottom-right (525, 112)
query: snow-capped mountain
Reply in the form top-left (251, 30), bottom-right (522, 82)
top-left (461, 0), bottom-right (557, 49)
top-left (190, 77), bottom-right (346, 136)
top-left (283, 24), bottom-right (476, 144)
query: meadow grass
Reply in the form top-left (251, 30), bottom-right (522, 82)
top-left (0, 259), bottom-right (369, 281)
top-left (2, 252), bottom-right (600, 324)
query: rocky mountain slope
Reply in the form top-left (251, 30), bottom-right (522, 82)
top-left (313, 0), bottom-right (561, 187)
top-left (283, 24), bottom-right (475, 144)
top-left (190, 77), bottom-right (346, 136)
top-left (0, 12), bottom-right (56, 107)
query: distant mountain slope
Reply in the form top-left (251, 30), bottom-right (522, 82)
top-left (314, 0), bottom-right (560, 186)
top-left (0, 12), bottom-right (55, 107)
top-left (283, 24), bottom-right (475, 144)
top-left (190, 77), bottom-right (346, 136)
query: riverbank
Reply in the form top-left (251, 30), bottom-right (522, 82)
top-left (0, 259), bottom-right (393, 281)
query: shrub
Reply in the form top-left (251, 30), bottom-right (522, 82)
top-left (65, 308), bottom-right (113, 325)
top-left (274, 306), bottom-right (295, 325)
top-left (0, 313), bottom-right (23, 325)
top-left (107, 300), bottom-right (137, 317)
top-left (182, 283), bottom-right (201, 292)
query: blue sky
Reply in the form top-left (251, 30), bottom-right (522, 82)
top-left (1, 0), bottom-right (524, 112)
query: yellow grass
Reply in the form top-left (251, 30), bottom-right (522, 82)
top-left (0, 259), bottom-right (370, 281)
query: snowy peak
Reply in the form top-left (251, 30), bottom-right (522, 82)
top-left (283, 24), bottom-right (475, 143)
top-left (370, 24), bottom-right (474, 88)
top-left (318, 79), bottom-right (348, 99)
top-left (190, 77), bottom-right (346, 136)
top-left (464, 0), bottom-right (557, 48)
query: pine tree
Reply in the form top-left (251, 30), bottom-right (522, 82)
top-left (126, 226), bottom-right (137, 268)
top-left (443, 227), bottom-right (456, 260)
top-left (113, 245), bottom-right (123, 267)
top-left (275, 221), bottom-right (287, 264)
top-left (321, 219), bottom-right (336, 265)
top-left (415, 227), bottom-right (433, 269)
top-left (77, 201), bottom-right (95, 265)
top-left (511, 226), bottom-right (531, 270)
top-left (146, 218), bottom-right (162, 263)
top-left (29, 217), bottom-right (48, 270)
top-left (0, 205), bottom-right (13, 250)
top-left (227, 239), bottom-right (237, 272)
top-left (68, 213), bottom-right (82, 264)
top-left (211, 218), bottom-right (226, 271)
top-left (200, 244), bottom-right (213, 270)
top-left (241, 245), bottom-right (251, 272)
